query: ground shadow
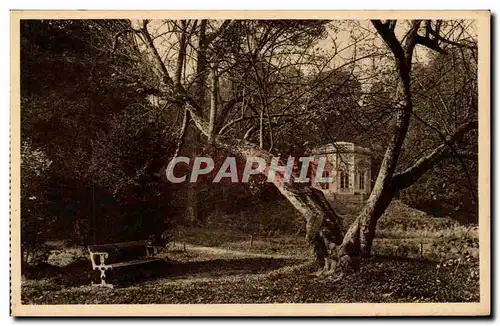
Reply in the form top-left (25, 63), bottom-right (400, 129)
top-left (23, 258), bottom-right (92, 287)
top-left (164, 257), bottom-right (302, 277)
top-left (23, 256), bottom-right (305, 288)
top-left (116, 257), bottom-right (304, 287)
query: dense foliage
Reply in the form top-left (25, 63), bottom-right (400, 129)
top-left (21, 20), bottom-right (177, 263)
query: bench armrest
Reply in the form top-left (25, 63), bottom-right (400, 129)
top-left (88, 251), bottom-right (109, 269)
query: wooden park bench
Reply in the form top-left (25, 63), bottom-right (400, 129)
top-left (88, 240), bottom-right (164, 288)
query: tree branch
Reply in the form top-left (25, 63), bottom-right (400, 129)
top-left (243, 125), bottom-right (258, 140)
top-left (141, 20), bottom-right (175, 87)
top-left (206, 20), bottom-right (234, 45)
top-left (173, 108), bottom-right (190, 157)
top-left (214, 94), bottom-right (245, 132)
top-left (111, 29), bottom-right (142, 54)
top-left (174, 21), bottom-right (188, 86)
top-left (371, 20), bottom-right (405, 61)
top-left (218, 112), bottom-right (310, 135)
top-left (391, 120), bottom-right (478, 190)
top-left (208, 67), bottom-right (218, 143)
top-left (427, 22), bottom-right (477, 52)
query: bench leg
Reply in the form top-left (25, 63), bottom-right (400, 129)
top-left (146, 245), bottom-right (162, 257)
top-left (91, 266), bottom-right (114, 289)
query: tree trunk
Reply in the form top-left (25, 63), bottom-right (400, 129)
top-left (280, 184), bottom-right (345, 267)
top-left (185, 20), bottom-right (209, 224)
top-left (359, 106), bottom-right (410, 255)
top-left (342, 20), bottom-right (420, 257)
top-left (339, 119), bottom-right (479, 258)
top-left (339, 186), bottom-right (397, 258)
top-left (208, 135), bottom-right (345, 271)
top-left (340, 87), bottom-right (411, 257)
top-left (185, 124), bottom-right (200, 223)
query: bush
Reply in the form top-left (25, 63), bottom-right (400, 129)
top-left (21, 141), bottom-right (54, 272)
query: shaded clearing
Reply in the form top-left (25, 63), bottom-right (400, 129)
top-left (22, 253), bottom-right (478, 304)
top-left (22, 200), bottom-right (479, 304)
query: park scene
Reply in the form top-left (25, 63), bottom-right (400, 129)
top-left (20, 18), bottom-right (480, 304)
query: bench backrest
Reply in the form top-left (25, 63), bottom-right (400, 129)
top-left (88, 240), bottom-right (147, 253)
top-left (88, 240), bottom-right (150, 264)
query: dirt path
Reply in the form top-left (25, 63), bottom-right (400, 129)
top-left (130, 243), bottom-right (313, 288)
top-left (23, 242), bottom-right (479, 304)
top-left (178, 243), bottom-right (300, 260)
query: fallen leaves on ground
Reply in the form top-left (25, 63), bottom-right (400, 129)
top-left (22, 255), bottom-right (479, 304)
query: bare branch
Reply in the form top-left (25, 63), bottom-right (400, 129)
top-left (371, 20), bottom-right (405, 60)
top-left (391, 120), bottom-right (478, 190)
top-left (428, 21), bottom-right (477, 51)
top-left (208, 67), bottom-right (218, 143)
top-left (173, 108), bottom-right (190, 158)
top-left (218, 112), bottom-right (310, 135)
top-left (110, 29), bottom-right (142, 54)
top-left (243, 125), bottom-right (258, 140)
top-left (141, 20), bottom-right (175, 87)
top-left (206, 20), bottom-right (235, 45)
top-left (415, 34), bottom-right (447, 54)
top-left (174, 21), bottom-right (188, 86)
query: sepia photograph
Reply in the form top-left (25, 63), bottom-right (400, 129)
top-left (10, 10), bottom-right (490, 316)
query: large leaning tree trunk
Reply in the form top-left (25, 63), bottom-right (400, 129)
top-left (138, 19), bottom-right (345, 271)
top-left (137, 19), bottom-right (478, 274)
top-left (187, 108), bottom-right (346, 269)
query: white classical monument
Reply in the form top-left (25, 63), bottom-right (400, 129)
top-left (311, 141), bottom-right (372, 200)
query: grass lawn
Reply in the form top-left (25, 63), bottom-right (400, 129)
top-left (22, 250), bottom-right (478, 304)
top-left (21, 200), bottom-right (480, 304)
